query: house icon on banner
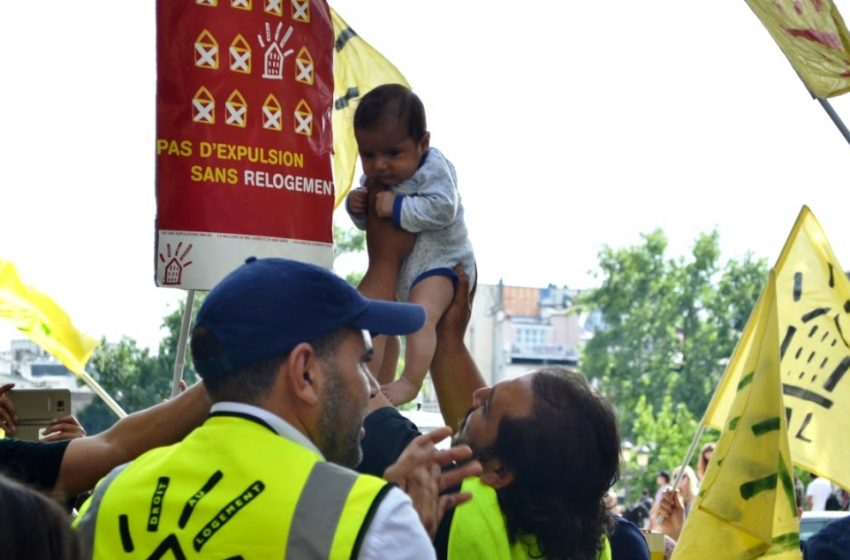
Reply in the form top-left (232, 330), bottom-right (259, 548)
top-left (164, 258), bottom-right (183, 285)
top-left (258, 22), bottom-right (294, 80)
top-left (159, 243), bottom-right (193, 285)
top-left (263, 42), bottom-right (284, 79)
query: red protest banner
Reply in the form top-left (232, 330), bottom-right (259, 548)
top-left (155, 0), bottom-right (334, 289)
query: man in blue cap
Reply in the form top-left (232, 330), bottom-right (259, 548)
top-left (75, 257), bottom-right (478, 559)
top-left (805, 515), bottom-right (850, 559)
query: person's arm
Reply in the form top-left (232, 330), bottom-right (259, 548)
top-left (359, 488), bottom-right (437, 560)
top-left (375, 152), bottom-right (459, 233)
top-left (652, 487), bottom-right (685, 541)
top-left (356, 178), bottom-right (416, 375)
top-left (430, 265), bottom-right (486, 429)
top-left (55, 381), bottom-right (210, 497)
top-left (376, 172), bottom-right (458, 233)
top-left (359, 398), bottom-right (422, 477)
top-left (356, 177), bottom-right (415, 301)
top-left (609, 516), bottom-right (651, 560)
top-left (382, 426), bottom-right (481, 539)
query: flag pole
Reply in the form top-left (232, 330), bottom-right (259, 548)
top-left (668, 423), bottom-right (706, 494)
top-left (740, 1), bottom-right (850, 148)
top-left (170, 289), bottom-right (195, 398)
top-left (816, 97), bottom-right (850, 147)
top-left (657, 420), bottom-right (706, 526)
top-left (76, 369), bottom-right (127, 418)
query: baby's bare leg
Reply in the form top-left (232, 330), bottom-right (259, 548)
top-left (377, 335), bottom-right (400, 385)
top-left (383, 275), bottom-right (453, 406)
top-left (357, 178), bottom-right (415, 377)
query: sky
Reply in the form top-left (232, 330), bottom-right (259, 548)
top-left (3, 1), bottom-right (850, 354)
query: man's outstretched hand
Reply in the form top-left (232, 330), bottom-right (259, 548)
top-left (383, 426), bottom-right (482, 539)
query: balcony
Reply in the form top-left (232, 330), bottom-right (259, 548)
top-left (509, 343), bottom-right (579, 365)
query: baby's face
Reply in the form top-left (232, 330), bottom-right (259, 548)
top-left (355, 119), bottom-right (429, 187)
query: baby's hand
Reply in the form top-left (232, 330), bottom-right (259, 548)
top-left (375, 191), bottom-right (396, 218)
top-left (348, 188), bottom-right (368, 215)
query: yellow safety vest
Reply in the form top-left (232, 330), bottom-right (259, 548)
top-left (448, 477), bottom-right (612, 560)
top-left (74, 413), bottom-right (391, 559)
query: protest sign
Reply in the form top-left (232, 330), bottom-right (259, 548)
top-left (156, 0), bottom-right (334, 289)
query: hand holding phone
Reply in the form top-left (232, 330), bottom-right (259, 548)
top-left (41, 415), bottom-right (86, 441)
top-left (7, 388), bottom-right (72, 441)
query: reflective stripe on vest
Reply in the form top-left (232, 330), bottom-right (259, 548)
top-left (74, 414), bottom-right (390, 559)
top-left (448, 477), bottom-right (612, 560)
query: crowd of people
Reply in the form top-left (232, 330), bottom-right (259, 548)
top-left (613, 440), bottom-right (850, 558)
top-left (0, 253), bottom-right (644, 559)
top-left (1, 83), bottom-right (847, 559)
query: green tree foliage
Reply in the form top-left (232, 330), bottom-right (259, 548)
top-left (77, 337), bottom-right (172, 434)
top-left (334, 223), bottom-right (366, 286)
top-left (579, 230), bottom-right (767, 440)
top-left (77, 296), bottom-right (204, 434)
top-left (334, 223), bottom-right (365, 255)
top-left (621, 395), bottom-right (718, 503)
top-left (157, 295), bottom-right (204, 385)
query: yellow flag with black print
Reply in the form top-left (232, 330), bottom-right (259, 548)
top-left (330, 7), bottom-right (410, 208)
top-left (704, 206), bottom-right (850, 491)
top-left (674, 272), bottom-right (800, 559)
top-left (746, 0), bottom-right (850, 98)
top-left (0, 260), bottom-right (96, 375)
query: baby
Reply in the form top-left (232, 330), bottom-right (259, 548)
top-left (346, 84), bottom-right (475, 406)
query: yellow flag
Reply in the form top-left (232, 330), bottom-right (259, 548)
top-left (330, 7), bottom-right (410, 208)
top-left (746, 0), bottom-right (850, 98)
top-left (0, 260), bottom-right (97, 375)
top-left (674, 272), bottom-right (800, 560)
top-left (704, 206), bottom-right (850, 490)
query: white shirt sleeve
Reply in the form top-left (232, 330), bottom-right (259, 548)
top-left (358, 487), bottom-right (436, 560)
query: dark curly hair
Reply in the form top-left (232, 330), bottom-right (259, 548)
top-left (354, 83), bottom-right (427, 142)
top-left (489, 368), bottom-right (621, 560)
top-left (0, 474), bottom-right (81, 559)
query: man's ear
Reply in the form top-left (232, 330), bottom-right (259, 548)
top-left (480, 461), bottom-right (514, 490)
top-left (419, 131), bottom-right (431, 152)
top-left (285, 342), bottom-right (321, 406)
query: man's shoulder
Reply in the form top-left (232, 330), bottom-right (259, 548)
top-left (609, 516), bottom-right (650, 560)
top-left (808, 478), bottom-right (832, 493)
top-left (805, 515), bottom-right (850, 556)
top-left (362, 485), bottom-right (436, 560)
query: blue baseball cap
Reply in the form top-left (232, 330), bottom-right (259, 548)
top-left (192, 257), bottom-right (426, 378)
top-left (805, 515), bottom-right (850, 559)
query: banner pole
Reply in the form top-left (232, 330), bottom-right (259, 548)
top-left (816, 97), bottom-right (850, 147)
top-left (77, 369), bottom-right (127, 418)
top-left (170, 290), bottom-right (196, 398)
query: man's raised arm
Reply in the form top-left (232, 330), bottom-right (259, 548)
top-left (56, 382), bottom-right (210, 496)
top-left (431, 265), bottom-right (485, 430)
